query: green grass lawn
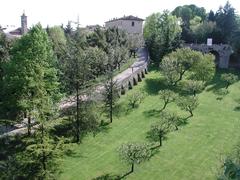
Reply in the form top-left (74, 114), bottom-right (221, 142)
top-left (60, 68), bottom-right (240, 180)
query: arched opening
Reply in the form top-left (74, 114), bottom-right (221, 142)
top-left (121, 85), bottom-right (125, 95)
top-left (137, 73), bottom-right (142, 82)
top-left (133, 77), bottom-right (138, 85)
top-left (145, 68), bottom-right (148, 74)
top-left (128, 81), bottom-right (133, 90)
top-left (209, 50), bottom-right (220, 67)
top-left (229, 53), bottom-right (240, 68)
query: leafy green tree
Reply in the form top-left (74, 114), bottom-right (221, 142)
top-left (47, 26), bottom-right (67, 60)
top-left (84, 47), bottom-right (108, 78)
top-left (172, 5), bottom-right (207, 43)
top-left (144, 11), bottom-right (182, 64)
top-left (161, 111), bottom-right (181, 130)
top-left (160, 48), bottom-right (201, 86)
top-left (2, 24), bottom-right (61, 135)
top-left (147, 119), bottom-right (170, 147)
top-left (0, 31), bottom-right (13, 120)
top-left (118, 142), bottom-right (151, 174)
top-left (191, 53), bottom-right (215, 82)
top-left (128, 34), bottom-right (144, 58)
top-left (191, 21), bottom-right (217, 43)
top-left (127, 92), bottom-right (144, 109)
top-left (177, 96), bottom-right (199, 117)
top-left (221, 73), bottom-right (238, 89)
top-left (217, 143), bottom-right (240, 180)
top-left (87, 27), bottom-right (107, 50)
top-left (184, 80), bottom-right (204, 96)
top-left (158, 90), bottom-right (176, 110)
top-left (105, 27), bottom-right (128, 48)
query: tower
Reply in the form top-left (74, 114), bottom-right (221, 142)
top-left (21, 12), bottom-right (28, 35)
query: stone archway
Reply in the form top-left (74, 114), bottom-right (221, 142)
top-left (209, 50), bottom-right (220, 67)
top-left (229, 53), bottom-right (240, 68)
top-left (185, 44), bottom-right (233, 68)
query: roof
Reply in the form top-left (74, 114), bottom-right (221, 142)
top-left (8, 28), bottom-right (22, 35)
top-left (105, 15), bottom-right (144, 23)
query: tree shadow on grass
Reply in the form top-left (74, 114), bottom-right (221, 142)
top-left (92, 173), bottom-right (121, 180)
top-left (144, 78), bottom-right (169, 95)
top-left (97, 120), bottom-right (112, 134)
top-left (206, 69), bottom-right (240, 93)
top-left (143, 109), bottom-right (162, 118)
top-left (234, 106), bottom-right (240, 111)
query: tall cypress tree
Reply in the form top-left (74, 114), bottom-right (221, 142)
top-left (3, 24), bottom-right (61, 135)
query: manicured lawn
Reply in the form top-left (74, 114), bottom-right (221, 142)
top-left (60, 68), bottom-right (240, 180)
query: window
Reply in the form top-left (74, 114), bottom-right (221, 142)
top-left (132, 21), bottom-right (135, 26)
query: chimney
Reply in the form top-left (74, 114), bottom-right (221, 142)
top-left (21, 12), bottom-right (28, 35)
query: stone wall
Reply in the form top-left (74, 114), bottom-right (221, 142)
top-left (105, 19), bottom-right (143, 34)
top-left (185, 44), bottom-right (233, 68)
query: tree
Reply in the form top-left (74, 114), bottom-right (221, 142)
top-left (84, 47), bottom-right (108, 78)
top-left (184, 80), bottom-right (204, 96)
top-left (215, 1), bottom-right (238, 43)
top-left (161, 111), bottom-right (181, 130)
top-left (118, 142), bottom-right (151, 174)
top-left (160, 48), bottom-right (201, 86)
top-left (87, 27), bottom-right (107, 50)
top-left (221, 73), bottom-right (238, 89)
top-left (160, 48), bottom-right (215, 86)
top-left (147, 119), bottom-right (170, 147)
top-left (158, 90), bottom-right (176, 110)
top-left (144, 11), bottom-right (182, 64)
top-left (177, 96), bottom-right (199, 117)
top-left (47, 26), bottom-right (67, 60)
top-left (172, 5), bottom-right (207, 43)
top-left (127, 92), bottom-right (144, 109)
top-left (191, 21), bottom-right (218, 43)
top-left (103, 71), bottom-right (118, 123)
top-left (0, 30), bottom-right (13, 120)
top-left (64, 39), bottom-right (94, 143)
top-left (18, 106), bottom-right (66, 179)
top-left (2, 24), bottom-right (61, 135)
top-left (102, 48), bottom-right (119, 123)
top-left (128, 34), bottom-right (144, 58)
top-left (190, 53), bottom-right (215, 82)
top-left (66, 99), bottom-right (99, 142)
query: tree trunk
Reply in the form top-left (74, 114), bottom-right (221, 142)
top-left (226, 83), bottom-right (230, 89)
top-left (161, 102), bottom-right (168, 111)
top-left (76, 82), bottom-right (80, 143)
top-left (41, 123), bottom-right (46, 171)
top-left (159, 135), bottom-right (162, 147)
top-left (110, 76), bottom-right (113, 123)
top-left (27, 116), bottom-right (31, 136)
top-left (175, 125), bottom-right (178, 131)
top-left (118, 63), bottom-right (121, 71)
top-left (131, 163), bottom-right (134, 173)
top-left (189, 110), bottom-right (193, 117)
top-left (193, 91), bottom-right (196, 97)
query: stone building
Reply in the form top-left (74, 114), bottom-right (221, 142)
top-left (105, 15), bottom-right (144, 35)
top-left (7, 12), bottom-right (28, 38)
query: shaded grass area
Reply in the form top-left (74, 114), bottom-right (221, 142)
top-left (60, 69), bottom-right (240, 180)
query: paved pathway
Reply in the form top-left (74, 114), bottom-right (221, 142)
top-left (60, 47), bottom-right (149, 109)
top-left (0, 48), bottom-right (149, 138)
